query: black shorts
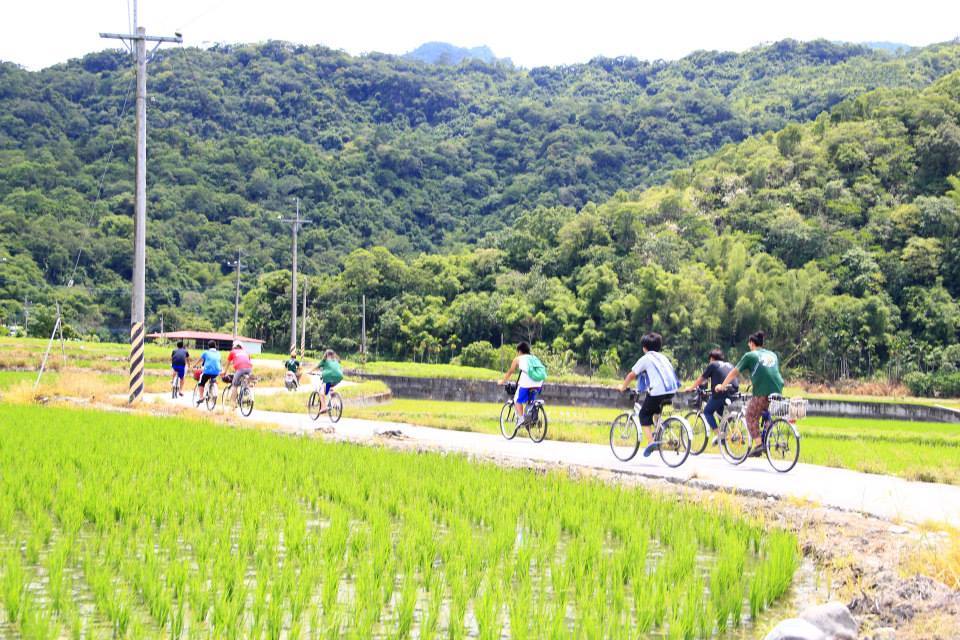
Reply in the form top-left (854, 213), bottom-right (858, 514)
top-left (198, 373), bottom-right (218, 387)
top-left (638, 393), bottom-right (674, 426)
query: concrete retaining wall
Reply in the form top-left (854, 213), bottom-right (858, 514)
top-left (349, 372), bottom-right (960, 423)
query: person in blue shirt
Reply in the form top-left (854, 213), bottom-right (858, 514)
top-left (192, 340), bottom-right (222, 405)
top-left (617, 332), bottom-right (680, 456)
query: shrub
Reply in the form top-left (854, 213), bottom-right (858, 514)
top-left (459, 341), bottom-right (497, 370)
top-left (932, 372), bottom-right (960, 398)
top-left (903, 371), bottom-right (934, 397)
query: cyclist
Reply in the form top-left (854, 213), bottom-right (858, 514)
top-left (224, 341), bottom-right (254, 404)
top-left (617, 332), bottom-right (680, 457)
top-left (193, 340), bottom-right (222, 405)
top-left (170, 340), bottom-right (190, 397)
top-left (284, 348), bottom-right (301, 390)
top-left (717, 330), bottom-right (784, 457)
top-left (684, 349), bottom-right (738, 445)
top-left (308, 349), bottom-right (343, 414)
top-left (499, 341), bottom-right (547, 428)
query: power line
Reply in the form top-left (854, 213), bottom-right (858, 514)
top-left (66, 73), bottom-right (136, 288)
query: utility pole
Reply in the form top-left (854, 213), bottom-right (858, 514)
top-left (159, 312), bottom-right (164, 341)
top-left (22, 296), bottom-right (31, 336)
top-left (101, 5), bottom-right (182, 404)
top-left (300, 281), bottom-right (309, 355)
top-left (279, 198), bottom-right (310, 352)
top-left (361, 294), bottom-right (367, 360)
top-left (227, 250), bottom-right (244, 338)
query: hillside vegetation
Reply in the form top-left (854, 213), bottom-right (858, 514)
top-left (243, 72), bottom-right (960, 381)
top-left (3, 40), bottom-right (960, 338)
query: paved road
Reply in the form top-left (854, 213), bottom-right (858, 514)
top-left (205, 404), bottom-right (960, 528)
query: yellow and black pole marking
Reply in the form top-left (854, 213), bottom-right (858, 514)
top-left (129, 321), bottom-right (145, 403)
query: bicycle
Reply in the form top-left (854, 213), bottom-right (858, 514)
top-left (220, 373), bottom-right (255, 417)
top-left (683, 386), bottom-right (712, 455)
top-left (171, 373), bottom-right (182, 400)
top-left (732, 394), bottom-right (804, 472)
top-left (308, 386), bottom-right (343, 423)
top-left (192, 376), bottom-right (218, 411)
top-left (499, 382), bottom-right (548, 443)
top-left (609, 390), bottom-right (691, 467)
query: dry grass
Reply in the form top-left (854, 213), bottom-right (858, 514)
top-left (902, 526), bottom-right (960, 590)
top-left (793, 379), bottom-right (911, 397)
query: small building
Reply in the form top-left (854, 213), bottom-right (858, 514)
top-left (146, 330), bottom-right (265, 354)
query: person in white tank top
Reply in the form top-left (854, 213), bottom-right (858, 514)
top-left (499, 342), bottom-right (542, 425)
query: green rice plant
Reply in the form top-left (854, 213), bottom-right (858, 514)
top-left (3, 546), bottom-right (25, 624)
top-left (0, 404), bottom-right (803, 638)
top-left (19, 593), bottom-right (59, 640)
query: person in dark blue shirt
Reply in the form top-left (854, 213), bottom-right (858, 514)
top-left (170, 341), bottom-right (190, 397)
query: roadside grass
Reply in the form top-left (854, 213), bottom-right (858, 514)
top-left (0, 403), bottom-right (799, 638)
top-left (351, 399), bottom-right (960, 484)
top-left (347, 359), bottom-right (620, 385)
top-left (254, 381), bottom-right (390, 413)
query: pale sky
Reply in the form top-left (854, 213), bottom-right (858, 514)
top-left (2, 0), bottom-right (959, 70)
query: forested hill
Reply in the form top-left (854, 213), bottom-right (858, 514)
top-left (245, 72), bottom-right (960, 382)
top-left (2, 39), bottom-right (960, 338)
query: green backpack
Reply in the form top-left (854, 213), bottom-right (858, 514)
top-left (526, 355), bottom-right (547, 382)
top-left (323, 360), bottom-right (344, 385)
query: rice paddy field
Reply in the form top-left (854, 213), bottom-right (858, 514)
top-left (348, 400), bottom-right (960, 485)
top-left (0, 403), bottom-right (801, 639)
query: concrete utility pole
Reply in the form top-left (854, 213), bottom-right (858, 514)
top-left (279, 198), bottom-right (310, 352)
top-left (159, 312), bottom-right (164, 341)
top-left (101, 5), bottom-right (182, 404)
top-left (361, 294), bottom-right (367, 358)
top-left (227, 250), bottom-right (244, 338)
top-left (300, 281), bottom-right (309, 355)
top-left (22, 296), bottom-right (31, 336)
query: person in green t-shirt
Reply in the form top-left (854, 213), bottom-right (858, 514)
top-left (717, 331), bottom-right (784, 457)
top-left (284, 349), bottom-right (301, 390)
top-left (308, 349), bottom-right (344, 415)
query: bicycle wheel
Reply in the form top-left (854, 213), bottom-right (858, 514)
top-left (328, 393), bottom-right (343, 424)
top-left (721, 413), bottom-right (750, 464)
top-left (498, 402), bottom-right (517, 440)
top-left (206, 384), bottom-right (218, 411)
top-left (171, 378), bottom-right (178, 400)
top-left (528, 405), bottom-right (547, 443)
top-left (658, 416), bottom-right (692, 468)
top-left (765, 419), bottom-right (800, 473)
top-left (220, 386), bottom-right (230, 412)
top-left (609, 413), bottom-right (640, 462)
top-left (239, 386), bottom-right (254, 417)
top-left (685, 411), bottom-right (709, 456)
top-left (192, 385), bottom-right (201, 406)
top-left (308, 390), bottom-right (322, 421)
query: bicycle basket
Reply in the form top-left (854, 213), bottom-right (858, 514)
top-left (788, 397), bottom-right (807, 421)
top-left (726, 393), bottom-right (749, 412)
top-left (221, 373), bottom-right (234, 384)
top-left (769, 396), bottom-right (801, 419)
top-left (504, 382), bottom-right (518, 397)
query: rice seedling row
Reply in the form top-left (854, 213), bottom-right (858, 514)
top-left (0, 404), bottom-right (799, 638)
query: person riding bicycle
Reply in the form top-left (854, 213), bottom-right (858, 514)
top-left (617, 332), bottom-right (680, 457)
top-left (193, 340), bottom-right (221, 405)
top-left (684, 348), bottom-right (738, 445)
top-left (224, 341), bottom-right (254, 404)
top-left (717, 330), bottom-right (784, 458)
top-left (499, 341), bottom-right (547, 427)
top-left (284, 349), bottom-right (301, 390)
top-left (170, 340), bottom-right (190, 397)
top-left (308, 349), bottom-right (343, 414)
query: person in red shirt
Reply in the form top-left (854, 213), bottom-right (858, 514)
top-left (224, 341), bottom-right (254, 404)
